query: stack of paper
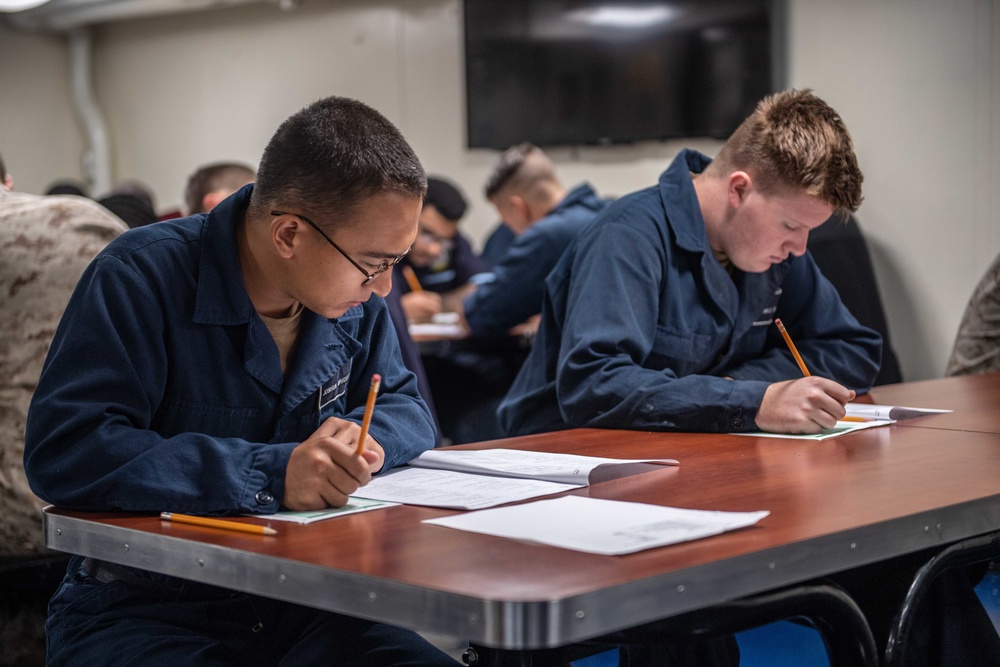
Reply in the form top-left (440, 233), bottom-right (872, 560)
top-left (356, 449), bottom-right (679, 510)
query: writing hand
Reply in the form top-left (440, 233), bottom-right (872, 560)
top-left (284, 417), bottom-right (384, 510)
top-left (756, 377), bottom-right (856, 434)
top-left (401, 291), bottom-right (443, 323)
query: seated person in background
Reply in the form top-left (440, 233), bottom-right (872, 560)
top-left (394, 176), bottom-right (491, 323)
top-left (24, 97), bottom-right (457, 666)
top-left (44, 179), bottom-right (89, 197)
top-left (462, 143), bottom-right (608, 338)
top-left (480, 220), bottom-right (515, 265)
top-left (0, 151), bottom-right (127, 666)
top-left (98, 191), bottom-right (158, 228)
top-left (946, 250), bottom-right (1000, 376)
top-left (500, 89), bottom-right (880, 438)
top-left (184, 160), bottom-right (257, 215)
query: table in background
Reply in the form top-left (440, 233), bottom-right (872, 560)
top-left (868, 371), bottom-right (1000, 434)
top-left (43, 374), bottom-right (1000, 660)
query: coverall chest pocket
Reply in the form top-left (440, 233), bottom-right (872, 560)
top-left (155, 396), bottom-right (260, 439)
top-left (317, 359), bottom-right (353, 421)
top-left (648, 325), bottom-right (714, 375)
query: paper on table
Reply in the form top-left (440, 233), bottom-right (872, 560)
top-left (424, 495), bottom-right (769, 556)
top-left (252, 497), bottom-right (397, 524)
top-left (408, 322), bottom-right (466, 337)
top-left (846, 402), bottom-right (953, 421)
top-left (408, 448), bottom-right (679, 485)
top-left (734, 419), bottom-right (893, 440)
top-left (356, 467), bottom-right (581, 510)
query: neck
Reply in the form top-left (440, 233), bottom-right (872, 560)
top-left (237, 214), bottom-right (299, 318)
top-left (693, 172), bottom-right (727, 255)
top-left (527, 182), bottom-right (568, 223)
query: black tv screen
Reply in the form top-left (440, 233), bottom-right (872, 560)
top-left (464, 0), bottom-right (783, 149)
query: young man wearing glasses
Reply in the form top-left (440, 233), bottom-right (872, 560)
top-left (24, 97), bottom-right (458, 666)
top-left (394, 176), bottom-right (491, 323)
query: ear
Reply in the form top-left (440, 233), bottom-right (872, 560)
top-left (727, 171), bottom-right (752, 209)
top-left (270, 213), bottom-right (303, 260)
top-left (201, 190), bottom-right (225, 212)
top-left (3, 174), bottom-right (13, 190)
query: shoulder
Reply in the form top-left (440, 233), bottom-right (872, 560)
top-left (579, 185), bottom-right (664, 242)
top-left (100, 216), bottom-right (205, 264)
top-left (1, 191), bottom-right (126, 237)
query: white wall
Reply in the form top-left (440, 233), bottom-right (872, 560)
top-left (786, 0), bottom-right (1000, 381)
top-left (0, 24), bottom-right (84, 192)
top-left (1, 0), bottom-right (998, 381)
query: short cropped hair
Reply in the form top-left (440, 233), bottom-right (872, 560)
top-left (185, 162), bottom-right (256, 214)
top-left (248, 96), bottom-right (426, 227)
top-left (484, 143), bottom-right (558, 200)
top-left (0, 151), bottom-right (6, 182)
top-left (424, 177), bottom-right (467, 222)
top-left (711, 89), bottom-right (864, 213)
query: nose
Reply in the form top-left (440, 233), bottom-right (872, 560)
top-left (426, 239), bottom-right (444, 259)
top-left (786, 230), bottom-right (809, 257)
top-left (369, 269), bottom-right (393, 298)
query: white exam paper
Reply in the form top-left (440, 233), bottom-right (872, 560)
top-left (255, 497), bottom-right (397, 524)
top-left (845, 402), bottom-right (953, 421)
top-left (424, 496), bottom-right (769, 556)
top-left (409, 448), bottom-right (678, 484)
top-left (736, 419), bottom-right (893, 440)
top-left (408, 322), bottom-right (466, 337)
top-left (355, 467), bottom-right (582, 510)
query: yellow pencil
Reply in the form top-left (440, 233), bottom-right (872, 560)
top-left (774, 318), bottom-right (811, 377)
top-left (401, 265), bottom-right (423, 293)
top-left (160, 512), bottom-right (277, 536)
top-left (356, 373), bottom-right (382, 455)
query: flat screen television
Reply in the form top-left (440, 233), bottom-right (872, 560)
top-left (464, 0), bottom-right (784, 149)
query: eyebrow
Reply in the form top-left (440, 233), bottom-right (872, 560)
top-left (359, 247), bottom-right (411, 260)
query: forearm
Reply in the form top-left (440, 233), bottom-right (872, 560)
top-left (557, 359), bottom-right (769, 432)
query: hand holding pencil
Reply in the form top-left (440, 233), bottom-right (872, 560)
top-left (283, 377), bottom-right (383, 511)
top-left (754, 318), bottom-right (856, 433)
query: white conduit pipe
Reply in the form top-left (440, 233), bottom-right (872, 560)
top-left (69, 26), bottom-right (112, 197)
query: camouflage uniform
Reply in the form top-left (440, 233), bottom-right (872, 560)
top-left (947, 252), bottom-right (1000, 376)
top-left (0, 187), bottom-right (127, 556)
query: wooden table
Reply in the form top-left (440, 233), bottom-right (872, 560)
top-left (869, 371), bottom-right (1000, 433)
top-left (43, 374), bottom-right (1000, 656)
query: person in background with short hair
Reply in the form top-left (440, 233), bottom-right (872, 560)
top-left (24, 97), bottom-right (457, 666)
top-left (461, 143), bottom-right (608, 338)
top-left (184, 161), bottom-right (257, 215)
top-left (394, 177), bottom-right (491, 322)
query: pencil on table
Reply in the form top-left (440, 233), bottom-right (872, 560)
top-left (160, 512), bottom-right (277, 536)
top-left (401, 265), bottom-right (423, 293)
top-left (356, 373), bottom-right (382, 455)
top-left (774, 318), bottom-right (811, 377)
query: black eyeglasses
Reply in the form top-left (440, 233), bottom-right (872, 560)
top-left (271, 210), bottom-right (411, 286)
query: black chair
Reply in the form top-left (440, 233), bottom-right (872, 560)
top-left (884, 531), bottom-right (1000, 667)
top-left (808, 214), bottom-right (903, 385)
top-left (463, 584), bottom-right (878, 667)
